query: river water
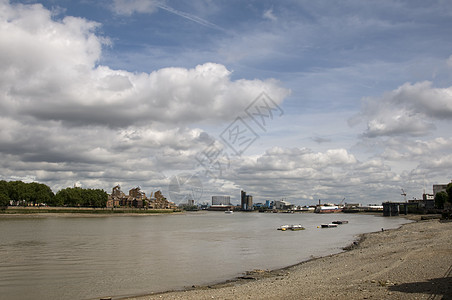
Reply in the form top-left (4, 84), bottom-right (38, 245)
top-left (0, 212), bottom-right (409, 300)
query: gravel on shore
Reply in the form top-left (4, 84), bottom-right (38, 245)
top-left (127, 218), bottom-right (452, 300)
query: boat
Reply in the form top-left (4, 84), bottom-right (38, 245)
top-left (277, 224), bottom-right (305, 231)
top-left (289, 224), bottom-right (305, 231)
top-left (277, 225), bottom-right (290, 231)
top-left (332, 220), bottom-right (348, 225)
top-left (225, 209), bottom-right (233, 214)
top-left (314, 205), bottom-right (343, 213)
top-left (321, 223), bottom-right (338, 228)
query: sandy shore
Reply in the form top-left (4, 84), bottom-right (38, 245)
top-left (127, 217), bottom-right (452, 300)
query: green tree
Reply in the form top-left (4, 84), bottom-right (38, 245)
top-left (435, 191), bottom-right (448, 209)
top-left (82, 188), bottom-right (107, 207)
top-left (446, 183), bottom-right (452, 204)
top-left (27, 182), bottom-right (54, 206)
top-left (55, 187), bottom-right (107, 207)
top-left (0, 192), bottom-right (9, 208)
top-left (55, 187), bottom-right (83, 207)
top-left (52, 190), bottom-right (67, 206)
top-left (92, 189), bottom-right (108, 207)
top-left (8, 181), bottom-right (27, 203)
top-left (0, 181), bottom-right (9, 198)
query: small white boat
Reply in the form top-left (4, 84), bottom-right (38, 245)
top-left (278, 224), bottom-right (305, 231)
top-left (321, 223), bottom-right (338, 228)
top-left (277, 225), bottom-right (290, 231)
top-left (225, 209), bottom-right (233, 214)
top-left (289, 224), bottom-right (305, 231)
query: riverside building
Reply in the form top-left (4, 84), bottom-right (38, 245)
top-left (241, 190), bottom-right (253, 211)
top-left (212, 196), bottom-right (231, 206)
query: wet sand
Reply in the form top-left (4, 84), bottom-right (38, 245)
top-left (127, 217), bottom-right (452, 300)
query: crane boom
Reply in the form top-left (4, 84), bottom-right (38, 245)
top-left (401, 189), bottom-right (407, 201)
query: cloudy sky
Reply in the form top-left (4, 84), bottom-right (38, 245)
top-left (1, 0), bottom-right (452, 205)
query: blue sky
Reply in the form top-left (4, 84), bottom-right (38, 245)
top-left (1, 0), bottom-right (452, 205)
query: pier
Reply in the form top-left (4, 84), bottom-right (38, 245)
top-left (382, 202), bottom-right (418, 216)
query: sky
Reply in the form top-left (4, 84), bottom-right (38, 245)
top-left (1, 0), bottom-right (452, 206)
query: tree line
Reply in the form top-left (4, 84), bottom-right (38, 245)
top-left (0, 180), bottom-right (107, 208)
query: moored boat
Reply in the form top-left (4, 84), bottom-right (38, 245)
top-left (321, 223), bottom-right (338, 228)
top-left (314, 205), bottom-right (343, 213)
top-left (277, 225), bottom-right (290, 231)
top-left (289, 224), bottom-right (305, 231)
top-left (332, 220), bottom-right (348, 225)
top-left (278, 224), bottom-right (305, 231)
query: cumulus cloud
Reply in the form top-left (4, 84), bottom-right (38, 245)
top-left (1, 1), bottom-right (289, 128)
top-left (0, 1), bottom-right (289, 194)
top-left (353, 81), bottom-right (452, 138)
top-left (0, 120), bottom-right (214, 192)
top-left (380, 137), bottom-right (452, 161)
top-left (391, 82), bottom-right (452, 119)
top-left (2, 1), bottom-right (450, 206)
top-left (218, 146), bottom-right (403, 204)
top-left (364, 112), bottom-right (436, 138)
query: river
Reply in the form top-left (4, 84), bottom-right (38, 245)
top-left (0, 212), bottom-right (409, 300)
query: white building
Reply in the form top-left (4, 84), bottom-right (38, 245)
top-left (212, 196), bottom-right (231, 206)
top-left (274, 200), bottom-right (292, 210)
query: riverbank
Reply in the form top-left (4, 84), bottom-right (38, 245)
top-left (127, 217), bottom-right (452, 300)
top-left (0, 206), bottom-right (180, 217)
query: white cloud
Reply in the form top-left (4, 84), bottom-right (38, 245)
top-left (380, 137), bottom-right (452, 161)
top-left (354, 81), bottom-right (452, 138)
top-left (1, 1), bottom-right (451, 207)
top-left (0, 1), bottom-right (289, 195)
top-left (364, 111), bottom-right (436, 138)
top-left (218, 146), bottom-right (404, 204)
top-left (391, 82), bottom-right (452, 119)
top-left (0, 1), bottom-right (289, 128)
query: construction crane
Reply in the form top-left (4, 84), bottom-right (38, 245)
top-left (339, 197), bottom-right (346, 206)
top-left (401, 189), bottom-right (407, 202)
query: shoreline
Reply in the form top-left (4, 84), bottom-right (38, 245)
top-left (0, 207), bottom-right (185, 217)
top-left (125, 216), bottom-right (451, 300)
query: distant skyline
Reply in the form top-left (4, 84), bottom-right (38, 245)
top-left (1, 0), bottom-right (452, 205)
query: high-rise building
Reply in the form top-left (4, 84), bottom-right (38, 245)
top-left (246, 195), bottom-right (253, 210)
top-left (241, 190), bottom-right (246, 210)
top-left (241, 190), bottom-right (253, 211)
